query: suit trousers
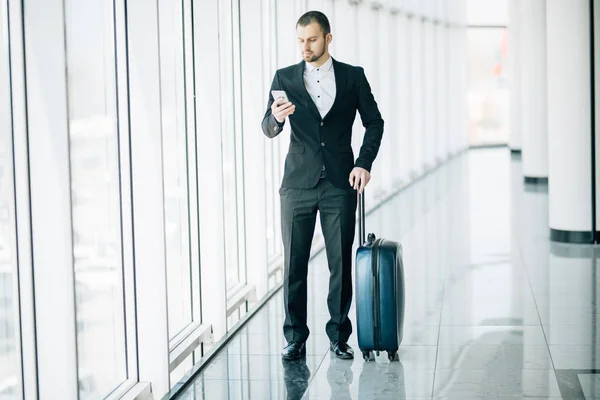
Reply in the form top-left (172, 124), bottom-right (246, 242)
top-left (279, 177), bottom-right (357, 344)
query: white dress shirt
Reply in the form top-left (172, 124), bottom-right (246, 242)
top-left (303, 56), bottom-right (336, 119)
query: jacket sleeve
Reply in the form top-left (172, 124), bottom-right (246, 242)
top-left (261, 71), bottom-right (285, 139)
top-left (355, 67), bottom-right (384, 172)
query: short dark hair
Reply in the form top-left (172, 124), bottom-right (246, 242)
top-left (296, 11), bottom-right (331, 36)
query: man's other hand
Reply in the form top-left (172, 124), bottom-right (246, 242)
top-left (271, 98), bottom-right (295, 123)
top-left (349, 167), bottom-right (371, 194)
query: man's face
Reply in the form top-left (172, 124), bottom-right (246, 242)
top-left (297, 23), bottom-right (331, 63)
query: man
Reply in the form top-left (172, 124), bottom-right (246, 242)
top-left (261, 11), bottom-right (384, 360)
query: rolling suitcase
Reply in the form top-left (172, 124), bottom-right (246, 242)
top-left (355, 191), bottom-right (405, 361)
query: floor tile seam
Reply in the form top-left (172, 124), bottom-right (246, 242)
top-left (224, 351), bottom-right (329, 356)
top-left (431, 337), bottom-right (518, 369)
top-left (512, 227), bottom-right (557, 374)
top-left (198, 376), bottom-right (323, 383)
top-left (304, 351), bottom-right (333, 394)
top-left (431, 368), bottom-right (563, 399)
top-left (437, 324), bottom-right (543, 327)
top-left (431, 276), bottom-right (447, 398)
top-left (429, 192), bottom-right (470, 395)
top-left (434, 368), bottom-right (557, 372)
top-left (434, 344), bottom-right (553, 347)
top-left (208, 349), bottom-right (328, 395)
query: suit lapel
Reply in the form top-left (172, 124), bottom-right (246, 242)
top-left (324, 58), bottom-right (347, 120)
top-left (295, 57), bottom-right (347, 121)
top-left (296, 61), bottom-right (321, 120)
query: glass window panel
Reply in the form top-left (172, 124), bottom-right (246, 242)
top-left (219, 0), bottom-right (241, 292)
top-left (158, 0), bottom-right (193, 339)
top-left (231, 0), bottom-right (246, 288)
top-left (0, 2), bottom-right (20, 397)
top-left (262, 0), bottom-right (278, 264)
top-left (64, 0), bottom-right (127, 397)
top-left (467, 27), bottom-right (509, 146)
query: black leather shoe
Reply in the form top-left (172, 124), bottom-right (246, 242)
top-left (282, 341), bottom-right (306, 360)
top-left (330, 341), bottom-right (354, 359)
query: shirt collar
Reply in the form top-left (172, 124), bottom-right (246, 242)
top-left (305, 56), bottom-right (333, 73)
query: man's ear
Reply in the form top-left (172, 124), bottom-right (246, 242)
top-left (326, 33), bottom-right (332, 45)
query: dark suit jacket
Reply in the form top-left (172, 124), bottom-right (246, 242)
top-left (261, 58), bottom-right (384, 190)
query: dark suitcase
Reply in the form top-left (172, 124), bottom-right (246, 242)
top-left (355, 191), bottom-right (405, 361)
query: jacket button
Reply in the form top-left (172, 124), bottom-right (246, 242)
top-left (320, 121), bottom-right (324, 126)
top-left (321, 142), bottom-right (325, 147)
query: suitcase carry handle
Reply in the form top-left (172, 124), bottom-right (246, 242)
top-left (357, 191), bottom-right (375, 246)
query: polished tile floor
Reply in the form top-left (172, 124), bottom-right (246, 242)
top-left (175, 148), bottom-right (600, 399)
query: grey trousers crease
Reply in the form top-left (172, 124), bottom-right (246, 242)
top-left (279, 177), bottom-right (357, 343)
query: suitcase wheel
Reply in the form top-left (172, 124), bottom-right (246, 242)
top-left (387, 351), bottom-right (397, 362)
top-left (362, 350), bottom-right (371, 361)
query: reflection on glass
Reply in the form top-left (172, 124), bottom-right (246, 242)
top-left (158, 0), bottom-right (193, 339)
top-left (65, 0), bottom-right (127, 397)
top-left (0, 3), bottom-right (19, 398)
top-left (467, 28), bottom-right (509, 146)
top-left (219, 1), bottom-right (240, 291)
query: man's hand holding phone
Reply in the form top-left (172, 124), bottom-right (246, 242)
top-left (271, 90), bottom-right (295, 123)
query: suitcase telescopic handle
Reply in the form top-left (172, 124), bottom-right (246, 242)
top-left (358, 190), bottom-right (366, 245)
top-left (358, 191), bottom-right (375, 246)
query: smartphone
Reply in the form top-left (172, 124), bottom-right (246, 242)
top-left (271, 90), bottom-right (289, 104)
